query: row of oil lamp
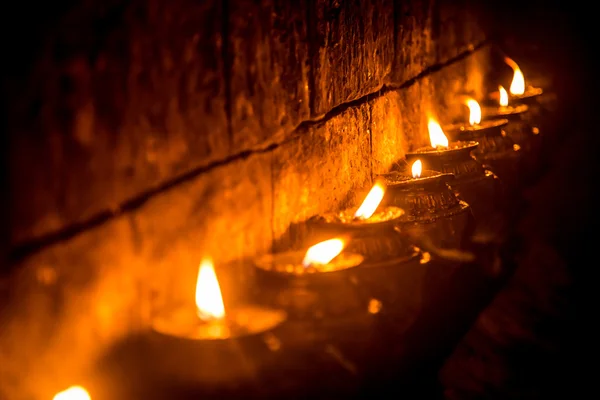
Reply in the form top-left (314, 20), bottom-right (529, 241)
top-left (53, 57), bottom-right (544, 400)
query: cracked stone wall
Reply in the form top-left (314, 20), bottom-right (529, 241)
top-left (1, 0), bottom-right (489, 398)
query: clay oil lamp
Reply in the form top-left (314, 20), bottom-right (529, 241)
top-left (305, 181), bottom-right (419, 267)
top-left (95, 259), bottom-right (288, 399)
top-left (253, 238), bottom-right (365, 319)
top-left (444, 97), bottom-right (522, 181)
top-left (404, 116), bottom-right (503, 225)
top-left (378, 159), bottom-right (474, 250)
top-left (488, 56), bottom-right (543, 106)
top-left (303, 182), bottom-right (433, 328)
top-left (484, 86), bottom-right (544, 185)
top-left (152, 259), bottom-right (286, 340)
top-left (481, 85), bottom-right (530, 122)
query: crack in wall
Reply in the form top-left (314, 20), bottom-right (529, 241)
top-left (8, 40), bottom-right (488, 263)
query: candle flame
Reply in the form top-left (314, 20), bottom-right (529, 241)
top-left (499, 86), bottom-right (509, 107)
top-left (354, 182), bottom-right (385, 219)
top-left (53, 386), bottom-right (91, 400)
top-left (428, 117), bottom-right (449, 149)
top-left (302, 238), bottom-right (345, 267)
top-left (411, 160), bottom-right (422, 178)
top-left (504, 57), bottom-right (525, 95)
top-left (195, 259), bottom-right (226, 321)
top-left (465, 98), bottom-right (481, 125)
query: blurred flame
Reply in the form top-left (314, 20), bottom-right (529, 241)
top-left (499, 86), bottom-right (509, 107)
top-left (302, 238), bottom-right (345, 267)
top-left (411, 160), bottom-right (422, 178)
top-left (354, 182), bottom-right (385, 219)
top-left (195, 259), bottom-right (226, 321)
top-left (428, 118), bottom-right (449, 148)
top-left (505, 57), bottom-right (525, 95)
top-left (53, 386), bottom-right (91, 400)
top-left (465, 98), bottom-right (481, 125)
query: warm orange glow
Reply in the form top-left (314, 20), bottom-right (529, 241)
top-left (302, 238), bottom-right (345, 267)
top-left (411, 160), bottom-right (422, 178)
top-left (195, 259), bottom-right (226, 321)
top-left (428, 118), bottom-right (449, 148)
top-left (499, 86), bottom-right (509, 107)
top-left (504, 57), bottom-right (525, 95)
top-left (354, 182), bottom-right (385, 219)
top-left (465, 98), bottom-right (481, 125)
top-left (53, 386), bottom-right (91, 400)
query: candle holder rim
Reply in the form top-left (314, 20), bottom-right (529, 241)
top-left (397, 199), bottom-right (470, 223)
top-left (406, 140), bottom-right (479, 156)
top-left (379, 170), bottom-right (455, 188)
top-left (488, 86), bottom-right (543, 100)
top-left (151, 304), bottom-right (287, 341)
top-left (482, 103), bottom-right (529, 115)
top-left (359, 245), bottom-right (421, 268)
top-left (444, 118), bottom-right (509, 133)
top-left (311, 206), bottom-right (405, 229)
top-left (253, 249), bottom-right (364, 275)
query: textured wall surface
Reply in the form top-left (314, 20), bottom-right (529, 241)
top-left (1, 0), bottom-right (488, 398)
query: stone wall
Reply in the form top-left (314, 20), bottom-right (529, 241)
top-left (1, 0), bottom-right (489, 398)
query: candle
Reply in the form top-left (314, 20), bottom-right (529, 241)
top-left (444, 97), bottom-right (511, 143)
top-left (482, 85), bottom-right (544, 186)
top-left (378, 159), bottom-right (473, 250)
top-left (253, 238), bottom-right (364, 319)
top-left (488, 57), bottom-right (543, 106)
top-left (306, 182), bottom-right (419, 265)
top-left (95, 259), bottom-right (287, 399)
top-left (405, 116), bottom-right (503, 228)
top-left (152, 259), bottom-right (286, 340)
top-left (405, 116), bottom-right (484, 179)
top-left (481, 85), bottom-right (530, 121)
top-left (444, 98), bottom-right (520, 181)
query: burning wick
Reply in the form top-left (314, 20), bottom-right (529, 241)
top-left (504, 57), bottom-right (525, 95)
top-left (302, 238), bottom-right (345, 268)
top-left (53, 386), bottom-right (91, 400)
top-left (411, 159), bottom-right (422, 178)
top-left (499, 86), bottom-right (509, 107)
top-left (428, 117), bottom-right (449, 149)
top-left (465, 98), bottom-right (482, 126)
top-left (354, 182), bottom-right (385, 220)
top-left (195, 259), bottom-right (226, 322)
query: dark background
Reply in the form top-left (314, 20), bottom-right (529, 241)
top-left (465, 0), bottom-right (597, 396)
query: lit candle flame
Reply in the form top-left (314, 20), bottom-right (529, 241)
top-left (302, 238), bottom-right (345, 267)
top-left (465, 98), bottom-right (481, 125)
top-left (354, 182), bottom-right (385, 219)
top-left (411, 160), bottom-right (422, 178)
top-left (195, 259), bottom-right (226, 321)
top-left (499, 86), bottom-right (509, 107)
top-left (428, 117), bottom-right (449, 149)
top-left (53, 386), bottom-right (91, 400)
top-left (504, 57), bottom-right (525, 95)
